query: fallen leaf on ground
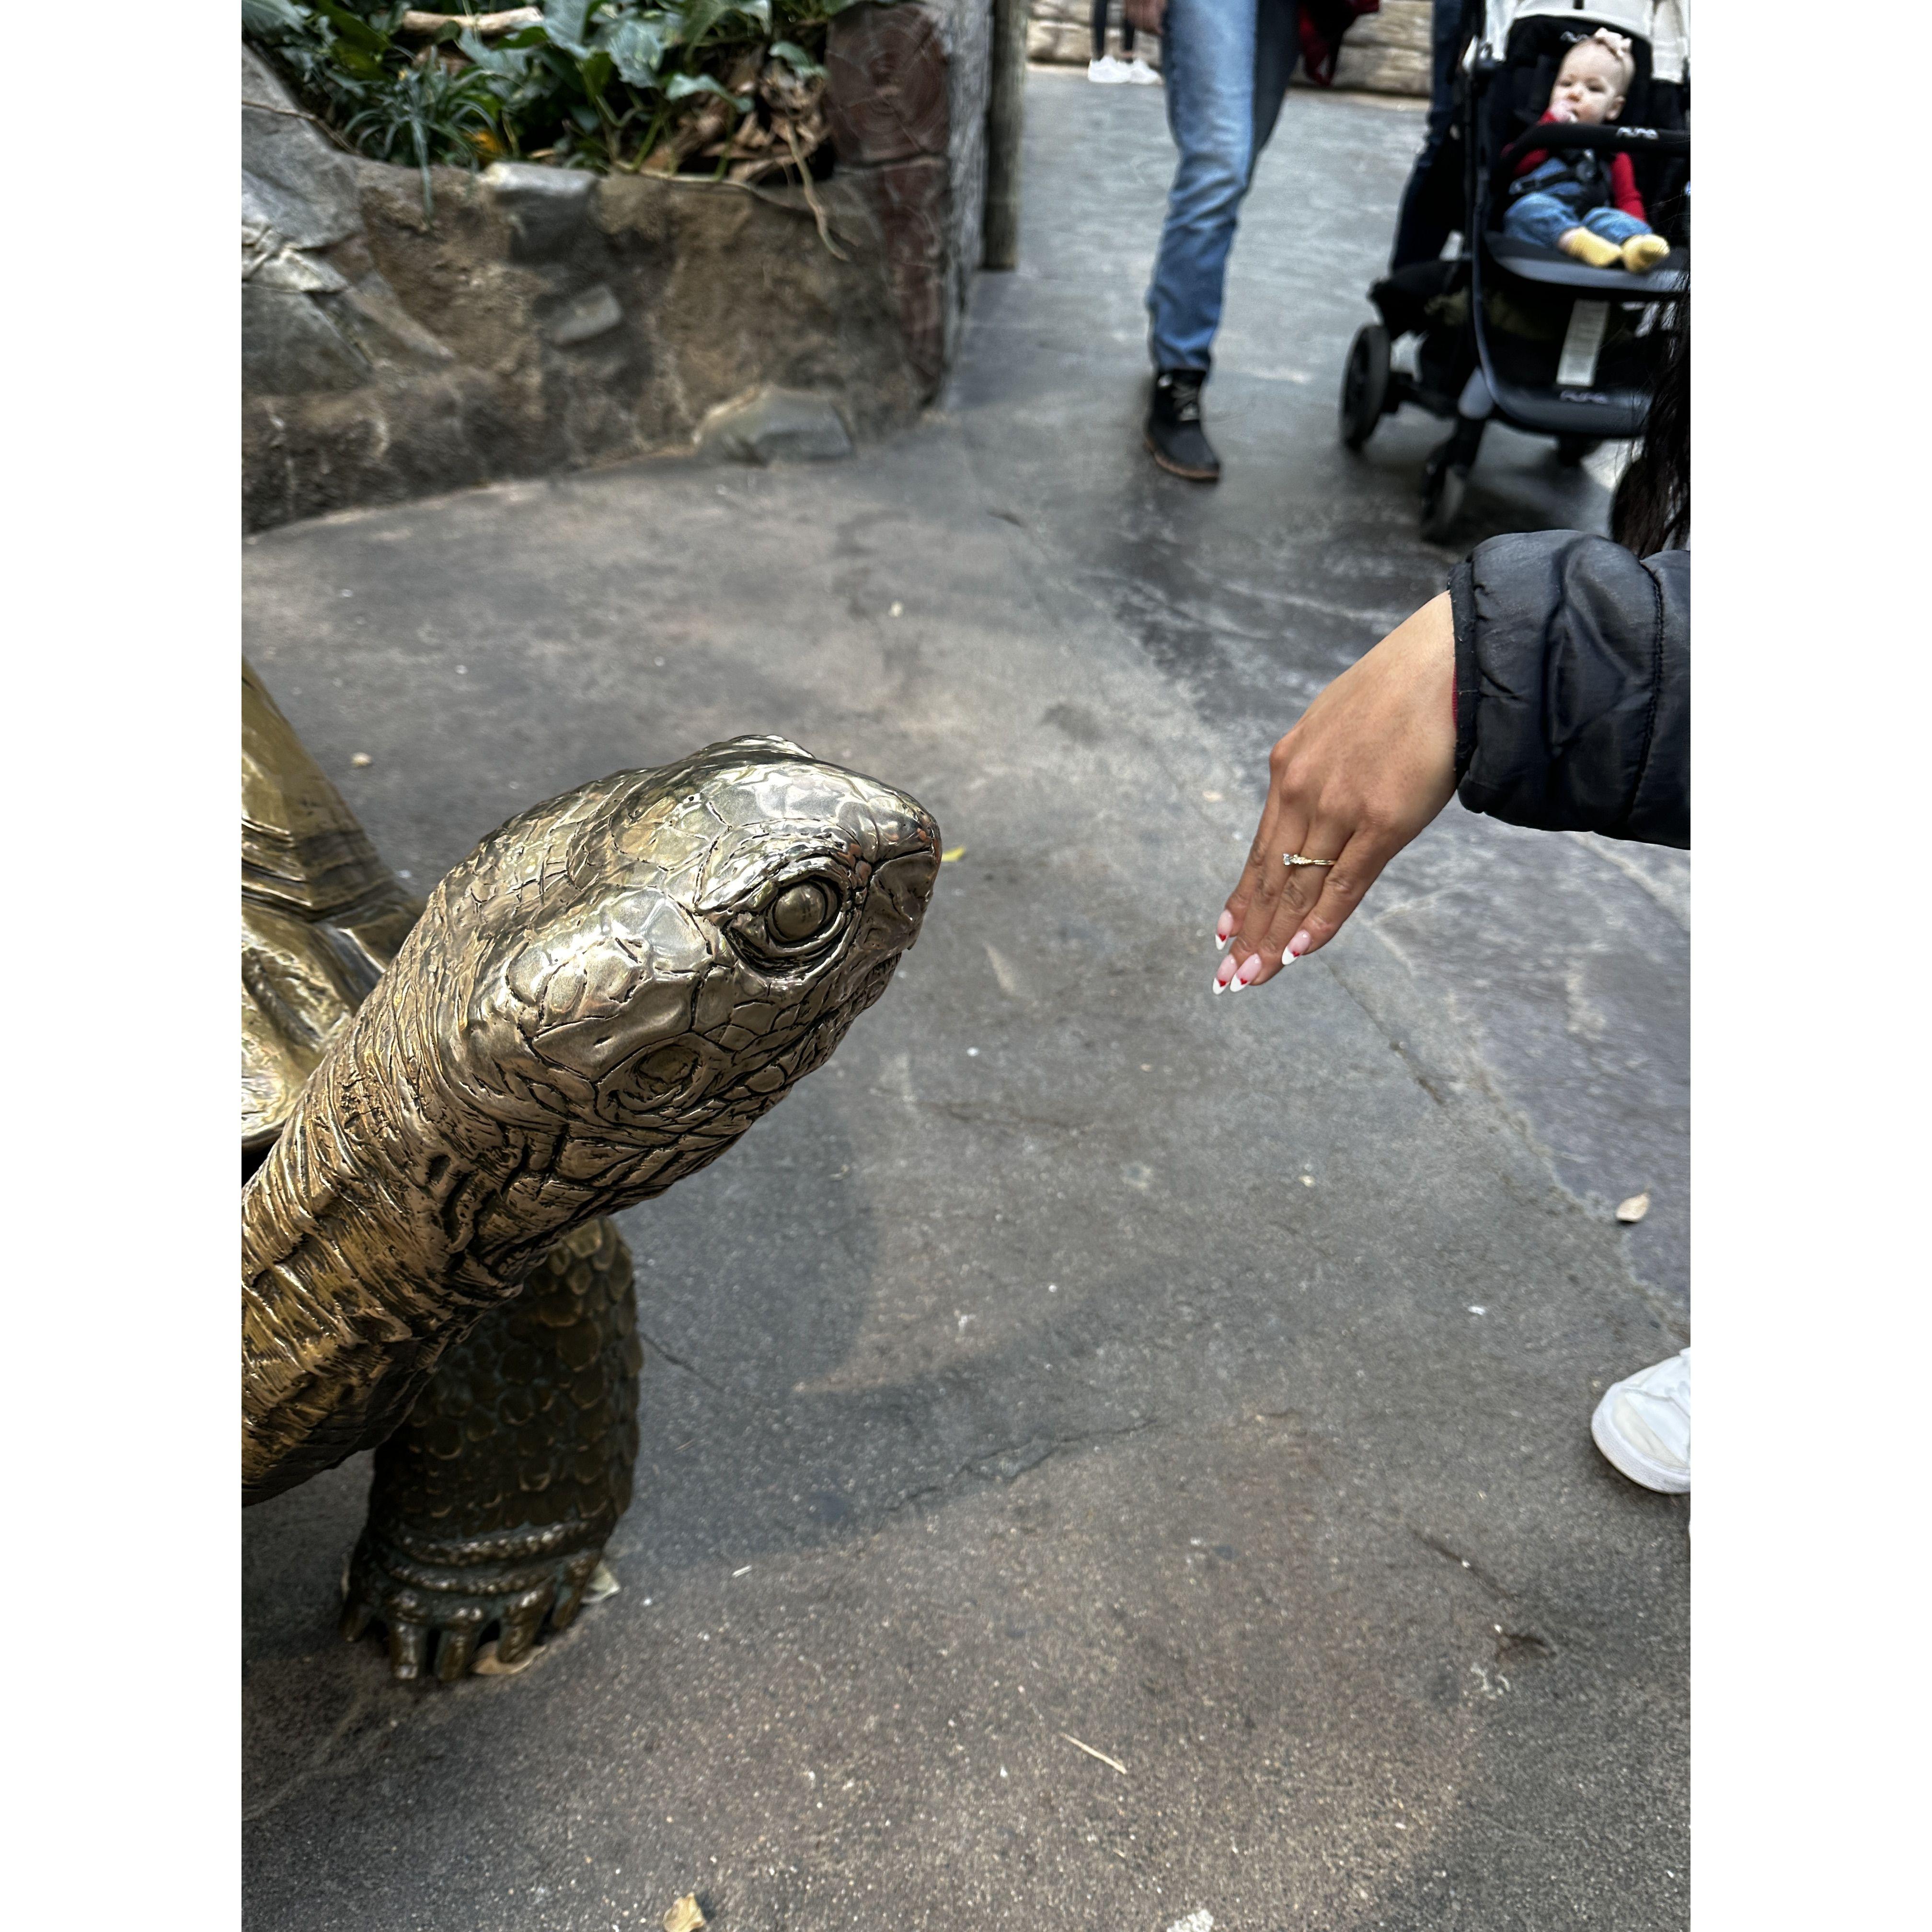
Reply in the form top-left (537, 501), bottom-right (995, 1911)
top-left (350, 752), bottom-right (373, 768)
top-left (664, 1895), bottom-right (706, 1932)
top-left (1615, 1191), bottom-right (1651, 1224)
top-left (941, 846), bottom-right (966, 863)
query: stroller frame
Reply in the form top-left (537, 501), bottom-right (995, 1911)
top-left (1339, 0), bottom-right (1690, 539)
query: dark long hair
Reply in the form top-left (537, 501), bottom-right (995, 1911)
top-left (1611, 282), bottom-right (1690, 555)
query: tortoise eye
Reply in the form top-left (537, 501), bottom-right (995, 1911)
top-left (770, 879), bottom-right (835, 943)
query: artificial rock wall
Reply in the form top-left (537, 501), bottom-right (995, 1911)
top-left (242, 4), bottom-right (991, 532)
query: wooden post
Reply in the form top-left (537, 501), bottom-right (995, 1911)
top-left (983, 0), bottom-right (1028, 269)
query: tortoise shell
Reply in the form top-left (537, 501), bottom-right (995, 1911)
top-left (242, 661), bottom-right (419, 1154)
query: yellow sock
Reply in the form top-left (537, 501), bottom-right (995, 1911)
top-left (1559, 227), bottom-right (1623, 269)
top-left (1622, 233), bottom-right (1671, 272)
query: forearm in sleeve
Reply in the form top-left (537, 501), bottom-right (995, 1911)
top-left (1449, 530), bottom-right (1689, 848)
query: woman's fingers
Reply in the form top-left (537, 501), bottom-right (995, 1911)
top-left (1274, 830), bottom-right (1400, 962)
top-left (1252, 828), bottom-right (1344, 949)
top-left (1219, 784), bottom-right (1302, 969)
top-left (1222, 849), bottom-right (1330, 987)
top-left (1222, 819), bottom-right (1355, 990)
top-left (1231, 826), bottom-right (1308, 960)
top-left (1221, 771), bottom-right (1298, 938)
top-left (1218, 810), bottom-right (1310, 990)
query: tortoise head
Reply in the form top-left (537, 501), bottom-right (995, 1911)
top-left (415, 737), bottom-right (940, 1156)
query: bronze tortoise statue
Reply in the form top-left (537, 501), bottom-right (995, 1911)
top-left (242, 662), bottom-right (938, 1679)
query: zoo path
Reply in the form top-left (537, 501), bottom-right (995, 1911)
top-left (243, 73), bottom-right (1688, 1932)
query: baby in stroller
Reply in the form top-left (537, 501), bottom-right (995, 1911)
top-left (1503, 28), bottom-right (1671, 273)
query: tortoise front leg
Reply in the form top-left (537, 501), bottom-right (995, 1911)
top-left (340, 1218), bottom-right (643, 1682)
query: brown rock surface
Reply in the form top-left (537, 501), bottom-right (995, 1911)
top-left (241, 5), bottom-right (988, 530)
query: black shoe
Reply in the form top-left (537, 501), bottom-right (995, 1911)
top-left (1145, 368), bottom-right (1220, 482)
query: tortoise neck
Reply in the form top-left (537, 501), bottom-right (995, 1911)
top-left (241, 980), bottom-right (554, 1500)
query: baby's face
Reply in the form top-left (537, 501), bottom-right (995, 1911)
top-left (1550, 45), bottom-right (1626, 124)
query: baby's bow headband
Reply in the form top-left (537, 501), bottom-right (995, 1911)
top-left (1589, 27), bottom-right (1634, 77)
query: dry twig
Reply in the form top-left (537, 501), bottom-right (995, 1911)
top-left (782, 119), bottom-right (849, 262)
top-left (1059, 1732), bottom-right (1128, 1776)
top-left (398, 8), bottom-right (542, 33)
top-left (242, 96), bottom-right (362, 155)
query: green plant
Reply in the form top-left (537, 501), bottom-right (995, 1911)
top-left (248, 4), bottom-right (498, 212)
top-left (243, 0), bottom-right (881, 204)
top-left (343, 56), bottom-right (504, 210)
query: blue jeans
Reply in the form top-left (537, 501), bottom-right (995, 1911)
top-left (1145, 0), bottom-right (1300, 373)
top-left (1390, 0), bottom-right (1471, 270)
top-left (1503, 176), bottom-right (1652, 252)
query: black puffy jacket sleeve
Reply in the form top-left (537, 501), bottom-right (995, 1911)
top-left (1449, 532), bottom-right (1689, 849)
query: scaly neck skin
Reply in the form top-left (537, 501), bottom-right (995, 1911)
top-left (239, 925), bottom-right (769, 1504)
top-left (241, 951), bottom-right (618, 1504)
top-left (245, 1011), bottom-right (452, 1503)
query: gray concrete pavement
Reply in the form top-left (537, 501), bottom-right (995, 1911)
top-left (243, 73), bottom-right (1688, 1932)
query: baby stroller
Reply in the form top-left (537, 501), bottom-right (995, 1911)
top-left (1338, 0), bottom-right (1689, 539)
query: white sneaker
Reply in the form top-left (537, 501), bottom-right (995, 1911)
top-left (1088, 56), bottom-right (1127, 84)
top-left (1124, 57), bottom-right (1161, 84)
top-left (1591, 1348), bottom-right (1690, 1493)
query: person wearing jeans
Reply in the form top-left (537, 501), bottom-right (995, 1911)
top-left (1128, 0), bottom-right (1301, 481)
top-left (1389, 0), bottom-right (1472, 271)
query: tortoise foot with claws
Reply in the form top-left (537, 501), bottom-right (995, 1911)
top-left (340, 1219), bottom-right (641, 1681)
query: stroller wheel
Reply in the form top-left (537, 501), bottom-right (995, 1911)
top-left (1339, 324), bottom-right (1392, 450)
top-left (1420, 463), bottom-right (1467, 542)
top-left (1555, 435), bottom-right (1601, 468)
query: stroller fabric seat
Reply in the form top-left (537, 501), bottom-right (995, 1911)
top-left (1483, 230), bottom-right (1688, 298)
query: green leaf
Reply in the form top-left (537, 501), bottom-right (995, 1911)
top-left (601, 17), bottom-right (671, 85)
top-left (332, 44), bottom-right (390, 81)
top-left (664, 70), bottom-right (749, 110)
top-left (672, 0), bottom-right (732, 47)
top-left (769, 38), bottom-right (824, 76)
top-left (315, 1), bottom-right (391, 55)
top-left (543, 0), bottom-right (597, 53)
top-left (457, 26), bottom-right (532, 74)
top-left (241, 0), bottom-right (311, 37)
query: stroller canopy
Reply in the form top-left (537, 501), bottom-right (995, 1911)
top-left (1476, 0), bottom-right (1689, 84)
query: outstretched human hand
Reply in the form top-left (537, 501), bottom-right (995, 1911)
top-left (1125, 0), bottom-right (1167, 34)
top-left (1213, 592), bottom-right (1457, 992)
